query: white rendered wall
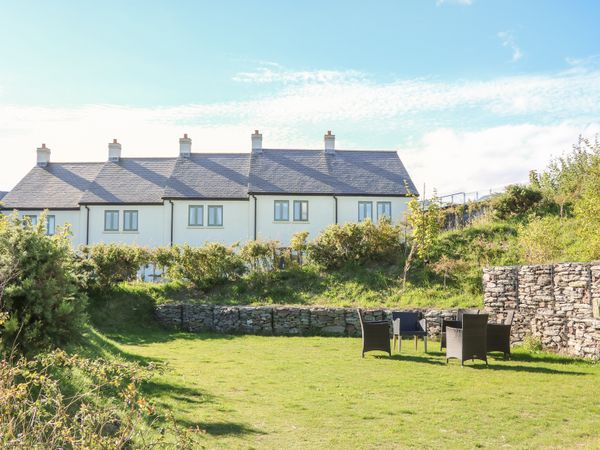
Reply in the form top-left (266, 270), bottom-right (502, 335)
top-left (87, 205), bottom-right (169, 247)
top-left (16, 209), bottom-right (85, 246)
top-left (255, 195), bottom-right (335, 246)
top-left (336, 196), bottom-right (410, 225)
top-left (172, 200), bottom-right (251, 247)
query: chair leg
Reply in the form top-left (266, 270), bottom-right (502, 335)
top-left (392, 335), bottom-right (396, 353)
top-left (398, 336), bottom-right (402, 352)
top-left (414, 335), bottom-right (417, 350)
top-left (424, 335), bottom-right (428, 353)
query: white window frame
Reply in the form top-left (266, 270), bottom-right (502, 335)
top-left (377, 201), bottom-right (392, 221)
top-left (189, 205), bottom-right (204, 227)
top-left (274, 200), bottom-right (289, 222)
top-left (123, 210), bottom-right (139, 232)
top-left (46, 215), bottom-right (56, 235)
top-left (104, 210), bottom-right (119, 231)
top-left (358, 201), bottom-right (373, 222)
top-left (207, 205), bottom-right (223, 227)
top-left (293, 200), bottom-right (309, 222)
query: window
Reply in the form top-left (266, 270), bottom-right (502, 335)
top-left (293, 200), bottom-right (309, 222)
top-left (358, 201), bottom-right (373, 222)
top-left (123, 210), bottom-right (138, 231)
top-left (46, 215), bottom-right (56, 235)
top-left (377, 202), bottom-right (392, 221)
top-left (274, 200), bottom-right (289, 221)
top-left (24, 214), bottom-right (38, 226)
top-left (189, 205), bottom-right (204, 226)
top-left (208, 205), bottom-right (223, 227)
top-left (104, 210), bottom-right (119, 231)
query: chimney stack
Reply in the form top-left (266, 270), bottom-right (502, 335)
top-left (179, 133), bottom-right (192, 157)
top-left (108, 139), bottom-right (122, 162)
top-left (324, 130), bottom-right (335, 154)
top-left (36, 143), bottom-right (51, 167)
top-left (251, 130), bottom-right (262, 153)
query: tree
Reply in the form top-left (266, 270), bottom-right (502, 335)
top-left (492, 184), bottom-right (542, 219)
top-left (290, 231), bottom-right (309, 265)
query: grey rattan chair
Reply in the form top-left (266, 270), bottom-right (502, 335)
top-left (446, 314), bottom-right (489, 366)
top-left (357, 309), bottom-right (391, 358)
top-left (487, 310), bottom-right (514, 359)
top-left (392, 311), bottom-right (428, 353)
top-left (440, 309), bottom-right (480, 350)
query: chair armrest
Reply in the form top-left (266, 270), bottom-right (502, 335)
top-left (487, 323), bottom-right (511, 335)
top-left (393, 318), bottom-right (401, 334)
top-left (442, 319), bottom-right (461, 331)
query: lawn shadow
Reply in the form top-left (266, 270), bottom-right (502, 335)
top-left (186, 420), bottom-right (265, 437)
top-left (374, 353), bottom-right (447, 366)
top-left (142, 380), bottom-right (216, 406)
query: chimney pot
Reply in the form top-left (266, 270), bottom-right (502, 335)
top-left (108, 139), bottom-right (122, 162)
top-left (324, 130), bottom-right (335, 153)
top-left (179, 134), bottom-right (192, 157)
top-left (252, 130), bottom-right (263, 153)
top-left (37, 143), bottom-right (51, 167)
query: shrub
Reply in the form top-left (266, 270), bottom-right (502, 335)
top-left (518, 216), bottom-right (574, 264)
top-left (521, 335), bottom-right (543, 353)
top-left (308, 219), bottom-right (403, 269)
top-left (169, 243), bottom-right (245, 290)
top-left (492, 184), bottom-right (543, 219)
top-left (239, 240), bottom-right (279, 272)
top-left (0, 214), bottom-right (88, 353)
top-left (81, 244), bottom-right (152, 288)
top-left (290, 231), bottom-right (310, 265)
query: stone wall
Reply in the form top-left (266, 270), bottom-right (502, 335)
top-left (155, 304), bottom-right (457, 339)
top-left (483, 262), bottom-right (600, 360)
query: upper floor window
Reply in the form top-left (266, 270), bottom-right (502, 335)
top-left (377, 202), bottom-right (392, 221)
top-left (274, 200), bottom-right (289, 222)
top-left (24, 214), bottom-right (38, 226)
top-left (189, 205), bottom-right (204, 226)
top-left (123, 210), bottom-right (138, 231)
top-left (293, 200), bottom-right (309, 222)
top-left (46, 215), bottom-right (56, 235)
top-left (358, 201), bottom-right (373, 222)
top-left (104, 210), bottom-right (119, 231)
top-left (208, 205), bottom-right (223, 227)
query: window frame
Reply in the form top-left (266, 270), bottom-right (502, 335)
top-left (358, 201), bottom-right (373, 222)
top-left (207, 205), bottom-right (224, 227)
top-left (24, 214), bottom-right (38, 226)
top-left (376, 201), bottom-right (392, 221)
top-left (123, 210), bottom-right (139, 232)
top-left (46, 215), bottom-right (56, 235)
top-left (274, 200), bottom-right (290, 222)
top-left (104, 210), bottom-right (120, 232)
top-left (293, 200), bottom-right (309, 222)
top-left (188, 205), bottom-right (204, 227)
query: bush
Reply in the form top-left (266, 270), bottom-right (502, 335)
top-left (518, 216), bottom-right (574, 264)
top-left (0, 214), bottom-right (88, 353)
top-left (169, 243), bottom-right (245, 290)
top-left (81, 244), bottom-right (152, 288)
top-left (492, 184), bottom-right (543, 220)
top-left (239, 240), bottom-right (279, 272)
top-left (308, 219), bottom-right (403, 269)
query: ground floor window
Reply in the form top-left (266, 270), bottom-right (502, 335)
top-left (293, 200), bottom-right (309, 222)
top-left (123, 210), bottom-right (139, 231)
top-left (208, 205), bottom-right (223, 227)
top-left (377, 202), bottom-right (391, 221)
top-left (46, 215), bottom-right (56, 235)
top-left (189, 205), bottom-right (204, 226)
top-left (358, 201), bottom-right (373, 222)
top-left (24, 214), bottom-right (38, 226)
top-left (274, 200), bottom-right (289, 221)
top-left (104, 210), bottom-right (119, 231)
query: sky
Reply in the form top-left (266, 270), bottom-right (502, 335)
top-left (1, 0), bottom-right (599, 196)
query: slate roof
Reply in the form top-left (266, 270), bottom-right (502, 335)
top-left (1, 149), bottom-right (417, 209)
top-left (0, 192), bottom-right (7, 200)
top-left (164, 154), bottom-right (250, 199)
top-left (1, 163), bottom-right (103, 209)
top-left (249, 149), bottom-right (417, 196)
top-left (80, 158), bottom-right (177, 204)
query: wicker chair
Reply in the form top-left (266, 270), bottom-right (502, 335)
top-left (392, 311), bottom-right (428, 353)
top-left (446, 314), bottom-right (489, 366)
top-left (487, 310), bottom-right (514, 359)
top-left (440, 309), bottom-right (480, 350)
top-left (357, 309), bottom-right (391, 358)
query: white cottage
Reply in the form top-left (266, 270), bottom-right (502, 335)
top-left (0, 132), bottom-right (418, 247)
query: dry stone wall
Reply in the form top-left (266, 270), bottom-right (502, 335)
top-left (483, 262), bottom-right (600, 360)
top-left (156, 304), bottom-right (456, 339)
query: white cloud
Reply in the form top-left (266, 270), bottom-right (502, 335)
top-left (498, 31), bottom-right (523, 62)
top-left (233, 63), bottom-right (365, 84)
top-left (436, 0), bottom-right (473, 6)
top-left (402, 122), bottom-right (600, 196)
top-left (1, 65), bottom-right (599, 193)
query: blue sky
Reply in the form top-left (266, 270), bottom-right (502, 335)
top-left (1, 0), bottom-right (600, 193)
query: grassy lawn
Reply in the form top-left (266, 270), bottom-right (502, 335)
top-left (88, 322), bottom-right (600, 449)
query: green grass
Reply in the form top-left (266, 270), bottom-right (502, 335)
top-left (85, 296), bottom-right (600, 449)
